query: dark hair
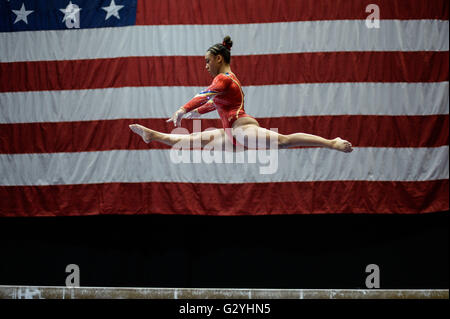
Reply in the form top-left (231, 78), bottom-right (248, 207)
top-left (207, 36), bottom-right (233, 64)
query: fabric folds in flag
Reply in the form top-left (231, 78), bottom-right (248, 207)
top-left (0, 0), bottom-right (448, 216)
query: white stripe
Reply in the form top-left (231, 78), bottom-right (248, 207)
top-left (0, 20), bottom-right (448, 62)
top-left (1, 82), bottom-right (447, 123)
top-left (1, 147), bottom-right (448, 186)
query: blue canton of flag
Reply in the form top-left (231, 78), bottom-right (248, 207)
top-left (0, 0), bottom-right (137, 32)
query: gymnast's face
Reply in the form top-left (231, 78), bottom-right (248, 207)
top-left (205, 51), bottom-right (222, 77)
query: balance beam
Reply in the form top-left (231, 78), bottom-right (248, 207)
top-left (0, 286), bottom-right (448, 299)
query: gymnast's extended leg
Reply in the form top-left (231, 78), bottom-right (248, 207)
top-left (129, 124), bottom-right (229, 150)
top-left (233, 124), bottom-right (353, 152)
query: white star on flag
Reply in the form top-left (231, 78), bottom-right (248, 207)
top-left (60, 1), bottom-right (82, 23)
top-left (102, 0), bottom-right (124, 20)
top-left (12, 3), bottom-right (34, 24)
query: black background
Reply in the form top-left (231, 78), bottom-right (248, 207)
top-left (0, 212), bottom-right (448, 289)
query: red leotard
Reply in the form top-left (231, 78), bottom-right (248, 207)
top-left (181, 72), bottom-right (254, 146)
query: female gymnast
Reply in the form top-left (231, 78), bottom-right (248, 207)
top-left (130, 36), bottom-right (353, 153)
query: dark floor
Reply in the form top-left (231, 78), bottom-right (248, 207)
top-left (0, 212), bottom-right (448, 289)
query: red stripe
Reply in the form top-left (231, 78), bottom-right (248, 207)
top-left (136, 0), bottom-right (449, 25)
top-left (1, 52), bottom-right (448, 93)
top-left (0, 180), bottom-right (447, 216)
top-left (1, 115), bottom-right (447, 154)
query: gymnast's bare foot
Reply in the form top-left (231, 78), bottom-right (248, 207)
top-left (129, 124), bottom-right (154, 143)
top-left (330, 137), bottom-right (353, 153)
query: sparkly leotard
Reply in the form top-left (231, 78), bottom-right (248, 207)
top-left (181, 72), bottom-right (254, 145)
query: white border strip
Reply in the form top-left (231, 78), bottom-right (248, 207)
top-left (0, 285), bottom-right (448, 299)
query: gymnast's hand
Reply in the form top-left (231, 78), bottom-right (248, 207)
top-left (184, 109), bottom-right (202, 119)
top-left (167, 108), bottom-right (187, 127)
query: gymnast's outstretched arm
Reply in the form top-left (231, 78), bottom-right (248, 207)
top-left (184, 100), bottom-right (216, 119)
top-left (167, 74), bottom-right (230, 126)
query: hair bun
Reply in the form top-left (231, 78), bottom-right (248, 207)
top-left (222, 36), bottom-right (233, 50)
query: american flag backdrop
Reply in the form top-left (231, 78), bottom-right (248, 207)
top-left (0, 0), bottom-right (448, 216)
